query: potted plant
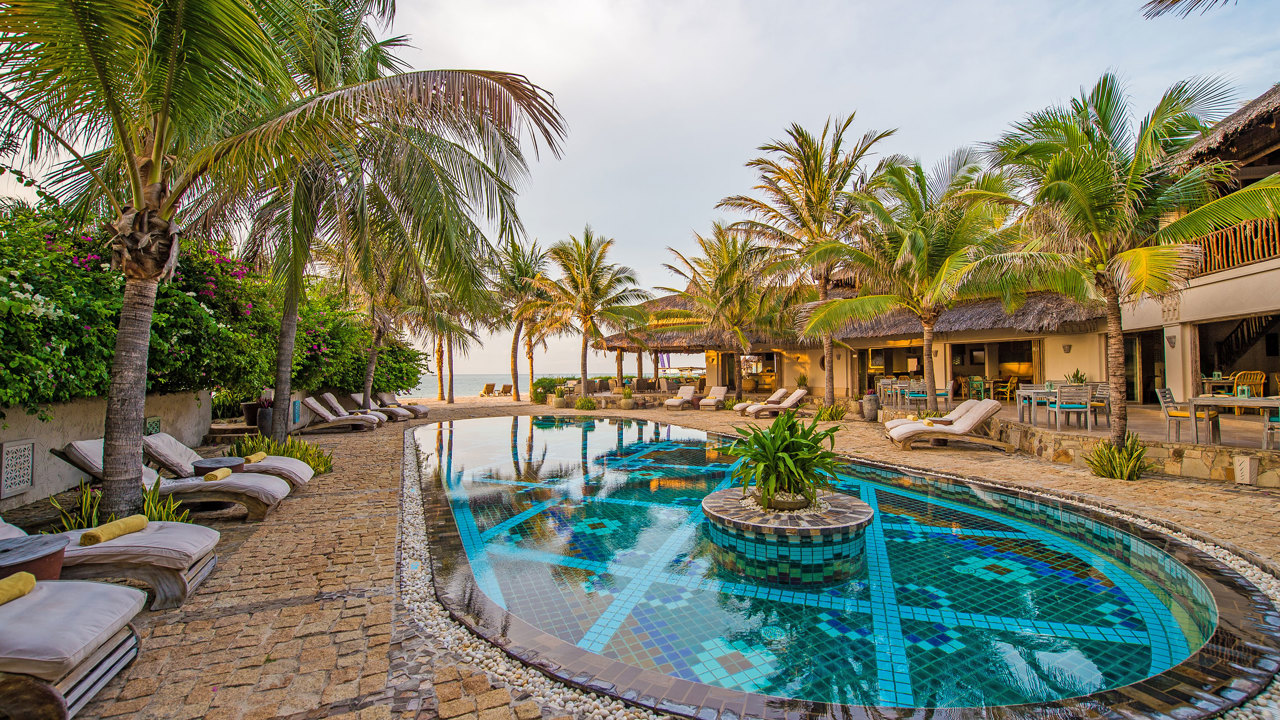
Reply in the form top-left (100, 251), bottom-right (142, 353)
top-left (619, 387), bottom-right (636, 410)
top-left (551, 387), bottom-right (568, 409)
top-left (729, 413), bottom-right (840, 511)
top-left (241, 399), bottom-right (261, 426)
top-left (255, 395), bottom-right (274, 432)
top-left (795, 372), bottom-right (808, 390)
top-left (861, 390), bottom-right (879, 422)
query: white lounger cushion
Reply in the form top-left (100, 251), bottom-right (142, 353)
top-left (321, 393), bottom-right (388, 423)
top-left (377, 393), bottom-right (429, 417)
top-left (734, 389), bottom-right (787, 413)
top-left (0, 580), bottom-right (145, 681)
top-left (144, 432), bottom-right (314, 487)
top-left (884, 399), bottom-right (981, 431)
top-left (157, 473), bottom-right (291, 506)
top-left (888, 400), bottom-right (1003, 442)
top-left (0, 518), bottom-right (26, 540)
top-left (303, 397), bottom-right (379, 426)
top-left (349, 394), bottom-right (413, 421)
top-left (62, 521), bottom-right (219, 570)
top-left (64, 438), bottom-right (159, 484)
top-left (246, 456), bottom-right (314, 486)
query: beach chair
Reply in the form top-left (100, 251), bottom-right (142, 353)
top-left (144, 432), bottom-right (314, 489)
top-left (1, 517), bottom-right (218, 611)
top-left (497, 384), bottom-right (512, 396)
top-left (0, 579), bottom-right (146, 717)
top-left (883, 399), bottom-right (980, 432)
top-left (1045, 385), bottom-right (1092, 431)
top-left (1156, 388), bottom-right (1220, 443)
top-left (664, 385), bottom-right (696, 410)
top-left (348, 392), bottom-right (413, 421)
top-left (301, 396), bottom-right (379, 433)
top-left (479, 383), bottom-right (496, 397)
top-left (699, 386), bottom-right (728, 410)
top-left (745, 389), bottom-right (809, 418)
top-left (52, 439), bottom-right (291, 523)
top-left (320, 392), bottom-right (391, 424)
top-left (734, 388), bottom-right (786, 415)
top-left (376, 392), bottom-right (430, 418)
top-left (888, 399), bottom-right (1012, 452)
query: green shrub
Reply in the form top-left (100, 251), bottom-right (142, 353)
top-left (574, 397), bottom-right (598, 411)
top-left (795, 373), bottom-right (808, 388)
top-left (229, 435), bottom-right (334, 474)
top-left (1066, 368), bottom-right (1089, 384)
top-left (622, 387), bottom-right (633, 399)
top-left (142, 480), bottom-right (190, 522)
top-left (555, 387), bottom-right (565, 398)
top-left (729, 413), bottom-right (840, 510)
top-left (813, 401), bottom-right (849, 421)
top-left (1084, 433), bottom-right (1152, 482)
top-left (531, 377), bottom-right (566, 395)
top-left (530, 388), bottom-right (547, 404)
top-left (49, 482), bottom-right (108, 531)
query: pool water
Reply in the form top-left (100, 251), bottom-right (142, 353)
top-left (424, 416), bottom-right (1218, 709)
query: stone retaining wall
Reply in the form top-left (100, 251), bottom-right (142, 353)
top-left (878, 408), bottom-right (1280, 487)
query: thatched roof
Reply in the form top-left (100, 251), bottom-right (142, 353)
top-left (598, 292), bottom-right (1102, 352)
top-left (1177, 84), bottom-right (1280, 165)
top-left (832, 293), bottom-right (1103, 340)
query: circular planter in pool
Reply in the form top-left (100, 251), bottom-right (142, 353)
top-left (701, 488), bottom-right (874, 585)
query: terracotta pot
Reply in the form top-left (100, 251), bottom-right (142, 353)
top-left (765, 493), bottom-right (812, 511)
top-left (551, 397), bottom-right (568, 409)
top-left (619, 399), bottom-right (636, 410)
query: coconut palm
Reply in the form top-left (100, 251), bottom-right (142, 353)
top-left (660, 224), bottom-right (790, 401)
top-left (1141, 0), bottom-right (1236, 18)
top-left (0, 0), bottom-right (562, 514)
top-left (803, 151), bottom-right (1028, 411)
top-left (493, 238), bottom-right (550, 402)
top-left (719, 115), bottom-right (895, 405)
top-left (242, 0), bottom-right (559, 442)
top-left (988, 72), bottom-right (1280, 443)
top-left (536, 227), bottom-right (650, 391)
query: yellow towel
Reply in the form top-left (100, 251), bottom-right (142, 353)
top-left (0, 571), bottom-right (35, 605)
top-left (204, 467), bottom-right (231, 482)
top-left (922, 419), bottom-right (935, 427)
top-left (80, 515), bottom-right (148, 546)
top-left (907, 415), bottom-right (918, 421)
top-left (244, 451), bottom-right (267, 464)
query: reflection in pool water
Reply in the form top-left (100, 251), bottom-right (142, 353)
top-left (422, 416), bottom-right (1217, 709)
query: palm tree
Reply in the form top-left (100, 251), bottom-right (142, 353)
top-left (1141, 0), bottom-right (1236, 18)
top-left (989, 73), bottom-right (1280, 443)
top-left (242, 0), bottom-right (561, 443)
top-left (536, 226), bottom-right (650, 391)
top-left (493, 238), bottom-right (550, 402)
top-left (0, 0), bottom-right (562, 514)
top-left (803, 151), bottom-right (1027, 412)
top-left (660, 224), bottom-right (788, 401)
top-left (719, 115), bottom-right (895, 405)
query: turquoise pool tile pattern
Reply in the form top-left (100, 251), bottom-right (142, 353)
top-left (422, 416), bottom-right (1243, 712)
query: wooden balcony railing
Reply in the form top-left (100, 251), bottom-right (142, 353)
top-left (1192, 217), bottom-right (1280, 276)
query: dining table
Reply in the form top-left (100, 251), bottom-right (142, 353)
top-left (1199, 377), bottom-right (1236, 395)
top-left (1188, 395), bottom-right (1280, 446)
top-left (1016, 387), bottom-right (1055, 426)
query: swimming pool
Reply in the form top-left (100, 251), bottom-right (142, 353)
top-left (416, 416), bottom-right (1280, 718)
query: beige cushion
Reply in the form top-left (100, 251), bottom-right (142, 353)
top-left (141, 433), bottom-right (203, 477)
top-left (0, 580), bottom-right (145, 681)
top-left (375, 405), bottom-right (412, 421)
top-left (0, 519), bottom-right (27, 540)
top-left (61, 521), bottom-right (219, 570)
top-left (249, 456), bottom-right (314, 486)
top-left (158, 473), bottom-right (291, 506)
top-left (64, 439), bottom-right (159, 484)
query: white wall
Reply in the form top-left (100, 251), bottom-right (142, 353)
top-left (0, 391), bottom-right (212, 512)
top-left (1042, 333), bottom-right (1106, 383)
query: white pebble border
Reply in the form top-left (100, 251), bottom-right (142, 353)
top-left (400, 428), bottom-right (1279, 720)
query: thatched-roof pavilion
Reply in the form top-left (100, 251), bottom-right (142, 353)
top-left (830, 293), bottom-right (1104, 341)
top-left (1176, 84), bottom-right (1280, 179)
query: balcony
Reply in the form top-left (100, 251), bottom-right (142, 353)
top-left (1192, 218), bottom-right (1280, 276)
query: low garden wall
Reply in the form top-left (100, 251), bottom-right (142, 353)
top-left (878, 408), bottom-right (1280, 488)
top-left (0, 391), bottom-right (212, 512)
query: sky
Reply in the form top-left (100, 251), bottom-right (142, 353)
top-left (383, 0), bottom-right (1280, 374)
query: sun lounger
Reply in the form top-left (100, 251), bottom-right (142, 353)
top-left (53, 439), bottom-right (291, 523)
top-left (0, 580), bottom-right (145, 717)
top-left (143, 432), bottom-right (314, 489)
top-left (376, 392), bottom-right (430, 418)
top-left (301, 396), bottom-right (379, 433)
top-left (1, 517), bottom-right (217, 611)
top-left (664, 386), bottom-right (697, 410)
top-left (479, 383), bottom-right (496, 397)
top-left (699, 386), bottom-right (728, 410)
top-left (734, 388), bottom-right (787, 415)
top-left (745, 389), bottom-right (809, 418)
top-left (347, 393), bottom-right (413, 421)
top-left (883, 399), bottom-right (981, 432)
top-left (320, 392), bottom-right (391, 423)
top-left (887, 399), bottom-right (1013, 452)
top-left (497, 384), bottom-right (512, 397)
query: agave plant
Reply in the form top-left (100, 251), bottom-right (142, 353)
top-left (1084, 433), bottom-right (1153, 482)
top-left (729, 413), bottom-right (841, 510)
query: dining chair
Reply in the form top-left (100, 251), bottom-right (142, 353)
top-left (1156, 388), bottom-right (1220, 443)
top-left (1046, 385), bottom-right (1092, 431)
top-left (1089, 384), bottom-right (1111, 428)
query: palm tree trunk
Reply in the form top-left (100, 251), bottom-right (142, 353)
top-left (1104, 288), bottom-right (1128, 444)
top-left (636, 352), bottom-right (643, 383)
top-left (526, 335), bottom-right (535, 392)
top-left (615, 350), bottom-right (623, 388)
top-left (510, 319), bottom-right (523, 402)
top-left (361, 326), bottom-right (382, 409)
top-left (447, 343), bottom-right (455, 404)
top-left (436, 335), bottom-right (444, 401)
top-left (733, 353), bottom-right (744, 402)
top-left (580, 333), bottom-right (589, 396)
top-left (820, 277), bottom-right (835, 406)
top-left (921, 317), bottom-right (938, 412)
top-left (101, 278), bottom-right (158, 517)
top-left (270, 281), bottom-right (301, 444)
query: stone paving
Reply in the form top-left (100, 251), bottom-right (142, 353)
top-left (45, 395), bottom-right (1280, 719)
